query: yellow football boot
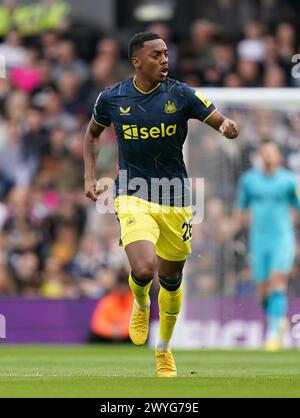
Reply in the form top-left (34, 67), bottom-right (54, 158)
top-left (155, 350), bottom-right (177, 377)
top-left (264, 318), bottom-right (289, 352)
top-left (264, 339), bottom-right (282, 352)
top-left (129, 302), bottom-right (150, 346)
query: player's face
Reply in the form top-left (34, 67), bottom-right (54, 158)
top-left (133, 39), bottom-right (169, 82)
top-left (260, 143), bottom-right (282, 168)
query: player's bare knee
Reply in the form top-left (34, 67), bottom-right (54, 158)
top-left (268, 273), bottom-right (287, 292)
top-left (159, 274), bottom-right (182, 291)
top-left (133, 259), bottom-right (156, 281)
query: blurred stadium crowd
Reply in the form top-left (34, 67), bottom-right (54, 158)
top-left (187, 110), bottom-right (300, 299)
top-left (0, 0), bottom-right (300, 298)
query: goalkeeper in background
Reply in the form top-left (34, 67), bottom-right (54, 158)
top-left (235, 140), bottom-right (300, 351)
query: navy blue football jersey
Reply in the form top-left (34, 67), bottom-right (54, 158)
top-left (92, 77), bottom-right (216, 206)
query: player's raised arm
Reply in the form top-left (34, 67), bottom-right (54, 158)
top-left (83, 118), bottom-right (106, 202)
top-left (205, 110), bottom-right (239, 139)
top-left (183, 86), bottom-right (239, 139)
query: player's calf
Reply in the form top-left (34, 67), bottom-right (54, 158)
top-left (157, 275), bottom-right (183, 347)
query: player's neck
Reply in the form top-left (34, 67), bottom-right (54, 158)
top-left (263, 165), bottom-right (279, 175)
top-left (133, 75), bottom-right (160, 94)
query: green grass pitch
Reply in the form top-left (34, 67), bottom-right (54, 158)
top-left (0, 345), bottom-right (299, 398)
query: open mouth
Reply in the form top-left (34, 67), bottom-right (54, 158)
top-left (160, 68), bottom-right (169, 77)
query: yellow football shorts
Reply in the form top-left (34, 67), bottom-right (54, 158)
top-left (115, 195), bottom-right (193, 262)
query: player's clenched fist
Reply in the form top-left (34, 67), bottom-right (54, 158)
top-left (85, 178), bottom-right (100, 202)
top-left (219, 119), bottom-right (239, 139)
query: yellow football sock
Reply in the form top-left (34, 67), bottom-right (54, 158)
top-left (129, 272), bottom-right (152, 307)
top-left (158, 284), bottom-right (183, 341)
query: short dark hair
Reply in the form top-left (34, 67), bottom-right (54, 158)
top-left (128, 32), bottom-right (162, 59)
top-left (261, 139), bottom-right (272, 145)
top-left (260, 139), bottom-right (276, 147)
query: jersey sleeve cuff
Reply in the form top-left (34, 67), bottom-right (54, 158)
top-left (202, 108), bottom-right (217, 123)
top-left (92, 115), bottom-right (110, 128)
